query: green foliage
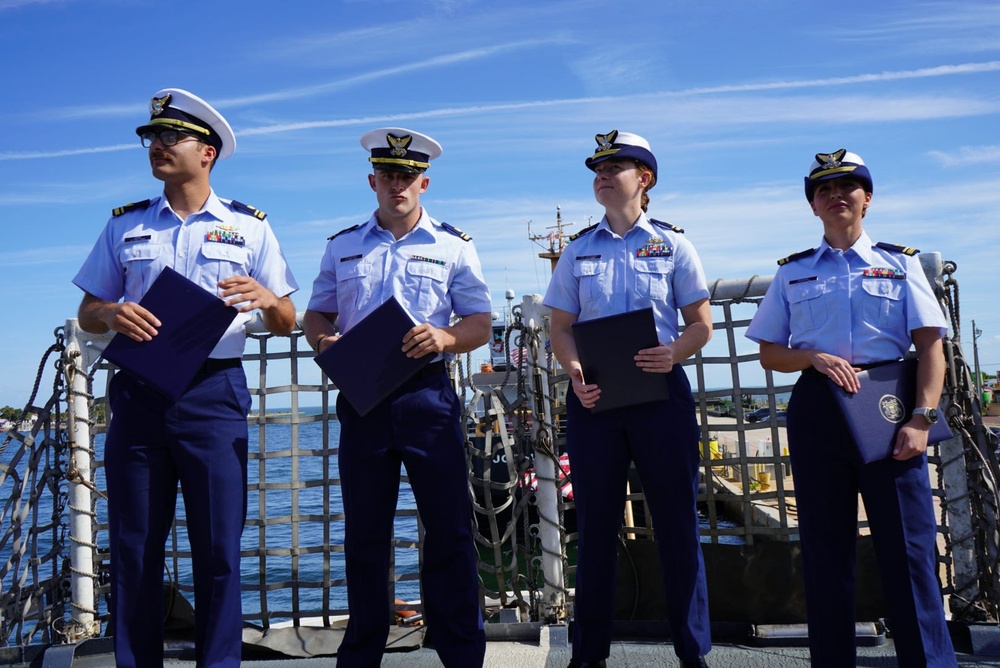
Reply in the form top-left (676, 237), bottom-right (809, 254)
top-left (0, 406), bottom-right (23, 423)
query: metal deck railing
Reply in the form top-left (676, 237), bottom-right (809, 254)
top-left (1, 255), bottom-right (997, 655)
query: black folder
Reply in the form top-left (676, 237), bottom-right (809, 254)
top-left (101, 266), bottom-right (239, 402)
top-left (571, 308), bottom-right (669, 413)
top-left (313, 296), bottom-right (429, 417)
top-left (829, 358), bottom-right (952, 463)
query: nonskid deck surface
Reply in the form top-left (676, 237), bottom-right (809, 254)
top-left (12, 626), bottom-right (1000, 668)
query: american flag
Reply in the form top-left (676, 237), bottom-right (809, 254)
top-left (509, 346), bottom-right (524, 366)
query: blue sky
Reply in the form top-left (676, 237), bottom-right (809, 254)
top-left (1, 0), bottom-right (998, 409)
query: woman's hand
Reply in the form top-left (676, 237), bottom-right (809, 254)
top-left (809, 352), bottom-right (861, 394)
top-left (635, 342), bottom-right (676, 373)
top-left (569, 366), bottom-right (601, 409)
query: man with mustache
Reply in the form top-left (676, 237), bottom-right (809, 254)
top-left (73, 88), bottom-right (298, 667)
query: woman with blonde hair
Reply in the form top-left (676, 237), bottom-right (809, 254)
top-left (544, 130), bottom-right (713, 668)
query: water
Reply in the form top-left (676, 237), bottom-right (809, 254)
top-left (79, 412), bottom-right (423, 622)
top-left (2, 409), bottom-right (742, 627)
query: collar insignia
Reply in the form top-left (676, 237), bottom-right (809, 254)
top-left (151, 94), bottom-right (171, 116)
top-left (387, 133), bottom-right (412, 158)
top-left (815, 148), bottom-right (847, 170)
top-left (595, 130), bottom-right (618, 152)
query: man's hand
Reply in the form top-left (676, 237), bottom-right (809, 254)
top-left (218, 275), bottom-right (280, 313)
top-left (402, 323), bottom-right (452, 359)
top-left (315, 333), bottom-right (341, 354)
top-left (108, 302), bottom-right (161, 341)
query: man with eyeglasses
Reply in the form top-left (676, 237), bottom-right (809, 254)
top-left (73, 88), bottom-right (298, 667)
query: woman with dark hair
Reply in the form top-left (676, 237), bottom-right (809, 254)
top-left (746, 149), bottom-right (957, 667)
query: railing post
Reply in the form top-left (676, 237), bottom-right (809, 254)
top-left (520, 295), bottom-right (566, 621)
top-left (62, 319), bottom-right (101, 640)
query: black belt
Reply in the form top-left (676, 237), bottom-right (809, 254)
top-left (416, 360), bottom-right (447, 379)
top-left (857, 358), bottom-right (903, 371)
top-left (200, 357), bottom-right (242, 374)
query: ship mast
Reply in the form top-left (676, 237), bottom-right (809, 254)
top-left (528, 206), bottom-right (574, 274)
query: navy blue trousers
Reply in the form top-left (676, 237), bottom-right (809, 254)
top-left (105, 367), bottom-right (251, 668)
top-left (787, 370), bottom-right (957, 667)
top-left (566, 366), bottom-right (711, 663)
top-left (334, 368), bottom-right (486, 668)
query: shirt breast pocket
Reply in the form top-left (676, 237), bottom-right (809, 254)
top-left (338, 258), bottom-right (375, 312)
top-left (118, 242), bottom-right (169, 298)
top-left (862, 278), bottom-right (904, 328)
top-left (200, 242), bottom-right (250, 280)
top-left (635, 258), bottom-right (672, 300)
top-left (787, 281), bottom-right (828, 331)
top-left (404, 260), bottom-right (449, 313)
top-left (573, 259), bottom-right (608, 301)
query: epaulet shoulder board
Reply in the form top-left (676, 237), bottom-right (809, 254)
top-left (230, 200), bottom-right (267, 221)
top-left (777, 248), bottom-right (816, 266)
top-left (875, 241), bottom-right (919, 256)
top-left (111, 199), bottom-right (151, 217)
top-left (440, 221), bottom-right (472, 241)
top-left (650, 218), bottom-right (684, 234)
top-left (327, 223), bottom-right (362, 241)
top-left (569, 224), bottom-right (598, 241)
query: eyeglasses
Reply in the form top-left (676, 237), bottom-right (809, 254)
top-left (139, 129), bottom-right (205, 148)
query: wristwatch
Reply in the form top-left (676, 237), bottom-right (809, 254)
top-left (912, 407), bottom-right (939, 424)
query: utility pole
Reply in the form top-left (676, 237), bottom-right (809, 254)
top-left (973, 319), bottom-right (983, 400)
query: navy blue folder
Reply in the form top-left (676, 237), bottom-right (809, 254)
top-left (101, 266), bottom-right (239, 402)
top-left (571, 308), bottom-right (669, 413)
top-left (313, 296), bottom-right (429, 417)
top-left (829, 357), bottom-right (953, 463)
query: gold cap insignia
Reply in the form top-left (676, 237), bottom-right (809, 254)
top-left (387, 133), bottom-right (413, 158)
top-left (595, 130), bottom-right (618, 152)
top-left (815, 148), bottom-right (847, 170)
top-left (150, 93), bottom-right (171, 117)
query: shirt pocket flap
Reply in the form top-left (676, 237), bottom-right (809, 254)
top-left (635, 258), bottom-right (672, 274)
top-left (862, 278), bottom-right (903, 300)
top-left (119, 242), bottom-right (165, 263)
top-left (406, 260), bottom-right (448, 282)
top-left (787, 281), bottom-right (826, 304)
top-left (201, 243), bottom-right (249, 263)
top-left (573, 259), bottom-right (606, 278)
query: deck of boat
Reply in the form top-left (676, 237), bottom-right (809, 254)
top-left (24, 634), bottom-right (1000, 667)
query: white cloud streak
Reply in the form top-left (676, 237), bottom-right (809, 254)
top-left (928, 145), bottom-right (1000, 167)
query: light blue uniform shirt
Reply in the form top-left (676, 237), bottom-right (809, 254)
top-left (745, 230), bottom-right (947, 364)
top-left (307, 209), bottom-right (492, 353)
top-left (73, 191), bottom-right (299, 358)
top-left (543, 214), bottom-right (709, 344)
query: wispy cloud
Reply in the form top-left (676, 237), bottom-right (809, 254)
top-left (0, 244), bottom-right (92, 267)
top-left (8, 86), bottom-right (998, 163)
top-left (666, 62), bottom-right (1000, 95)
top-left (928, 145), bottom-right (1000, 167)
top-left (32, 39), bottom-right (568, 123)
top-left (0, 0), bottom-right (68, 9)
top-left (0, 144), bottom-right (135, 161)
